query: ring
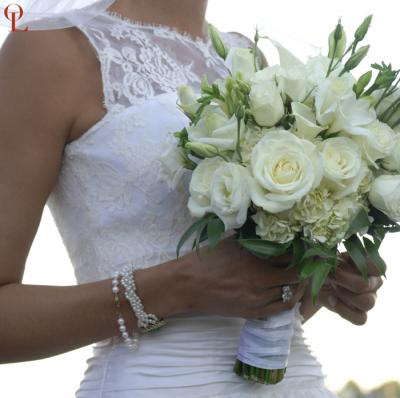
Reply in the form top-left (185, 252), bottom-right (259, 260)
top-left (281, 285), bottom-right (293, 304)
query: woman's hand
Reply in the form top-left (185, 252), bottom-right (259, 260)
top-left (176, 236), bottom-right (306, 320)
top-left (301, 252), bottom-right (384, 325)
top-left (320, 252), bottom-right (383, 325)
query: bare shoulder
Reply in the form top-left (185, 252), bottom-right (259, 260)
top-left (0, 27), bottom-right (102, 143)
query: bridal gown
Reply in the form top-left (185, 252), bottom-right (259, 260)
top-left (44, 5), bottom-right (338, 398)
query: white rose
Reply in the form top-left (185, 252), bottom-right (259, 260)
top-left (369, 174), bottom-right (400, 221)
top-left (249, 79), bottom-right (284, 127)
top-left (187, 105), bottom-right (243, 151)
top-left (315, 75), bottom-right (376, 135)
top-left (252, 211), bottom-right (298, 244)
top-left (279, 64), bottom-right (308, 102)
top-left (178, 85), bottom-right (200, 116)
top-left (292, 102), bottom-right (326, 140)
top-left (251, 64), bottom-right (307, 102)
top-left (188, 157), bottom-right (224, 217)
top-left (320, 136), bottom-right (366, 199)
top-left (250, 129), bottom-right (323, 213)
top-left (353, 120), bottom-right (396, 168)
top-left (210, 162), bottom-right (252, 230)
top-left (159, 143), bottom-right (186, 190)
top-left (382, 134), bottom-right (400, 172)
top-left (330, 94), bottom-right (377, 136)
top-left (225, 47), bottom-right (256, 82)
top-left (315, 74), bottom-right (355, 127)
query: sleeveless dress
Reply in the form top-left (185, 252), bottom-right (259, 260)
top-left (45, 6), bottom-right (338, 398)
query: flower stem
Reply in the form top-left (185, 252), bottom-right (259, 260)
top-left (233, 359), bottom-right (286, 385)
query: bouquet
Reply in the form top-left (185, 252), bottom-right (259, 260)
top-left (160, 15), bottom-right (400, 385)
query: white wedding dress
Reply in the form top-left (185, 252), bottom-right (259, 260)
top-left (44, 5), bottom-right (338, 398)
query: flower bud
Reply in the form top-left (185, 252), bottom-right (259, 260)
top-left (328, 22), bottom-right (347, 59)
top-left (355, 15), bottom-right (373, 42)
top-left (353, 70), bottom-right (372, 97)
top-left (201, 74), bottom-right (212, 94)
top-left (342, 45), bottom-right (370, 74)
top-left (178, 85), bottom-right (200, 116)
top-left (185, 142), bottom-right (220, 158)
top-left (208, 23), bottom-right (228, 60)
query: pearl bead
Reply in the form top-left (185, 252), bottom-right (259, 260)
top-left (112, 286), bottom-right (119, 294)
top-left (118, 318), bottom-right (125, 325)
top-left (122, 332), bottom-right (129, 339)
top-left (119, 325), bottom-right (126, 333)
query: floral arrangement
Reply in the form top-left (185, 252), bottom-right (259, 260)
top-left (160, 15), bottom-right (400, 385)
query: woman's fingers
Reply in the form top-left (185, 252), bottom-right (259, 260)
top-left (333, 285), bottom-right (377, 312)
top-left (323, 294), bottom-right (368, 326)
top-left (332, 267), bottom-right (383, 294)
top-left (253, 283), bottom-right (306, 318)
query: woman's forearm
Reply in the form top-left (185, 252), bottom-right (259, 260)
top-left (0, 258), bottom-right (192, 364)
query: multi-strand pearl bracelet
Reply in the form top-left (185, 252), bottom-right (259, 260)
top-left (111, 262), bottom-right (166, 351)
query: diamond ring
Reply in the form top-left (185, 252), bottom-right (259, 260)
top-left (282, 285), bottom-right (293, 304)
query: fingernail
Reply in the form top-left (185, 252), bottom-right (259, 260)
top-left (328, 295), bottom-right (337, 308)
top-left (368, 276), bottom-right (380, 290)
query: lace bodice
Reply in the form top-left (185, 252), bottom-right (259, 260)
top-left (46, 8), bottom-right (253, 284)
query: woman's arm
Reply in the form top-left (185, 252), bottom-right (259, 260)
top-left (0, 30), bottom-right (196, 364)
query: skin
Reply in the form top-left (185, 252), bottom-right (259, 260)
top-left (0, 0), bottom-right (382, 364)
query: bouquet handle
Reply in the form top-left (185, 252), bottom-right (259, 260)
top-left (234, 305), bottom-right (298, 385)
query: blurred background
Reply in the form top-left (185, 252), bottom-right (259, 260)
top-left (0, 0), bottom-right (399, 397)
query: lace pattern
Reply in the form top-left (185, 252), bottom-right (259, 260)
top-left (76, 10), bottom-right (248, 112)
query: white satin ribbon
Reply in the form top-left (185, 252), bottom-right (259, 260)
top-left (236, 305), bottom-right (298, 369)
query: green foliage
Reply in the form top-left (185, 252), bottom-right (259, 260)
top-left (235, 239), bottom-right (291, 258)
top-left (343, 234), bottom-right (369, 279)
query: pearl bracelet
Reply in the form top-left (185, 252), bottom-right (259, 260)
top-left (120, 262), bottom-right (167, 333)
top-left (111, 271), bottom-right (140, 351)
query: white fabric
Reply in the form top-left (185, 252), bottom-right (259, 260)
top-left (237, 307), bottom-right (297, 369)
top-left (43, 6), bottom-right (338, 397)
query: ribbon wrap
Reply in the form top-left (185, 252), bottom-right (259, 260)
top-left (236, 305), bottom-right (298, 369)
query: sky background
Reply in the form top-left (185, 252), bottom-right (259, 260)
top-left (0, 0), bottom-right (399, 397)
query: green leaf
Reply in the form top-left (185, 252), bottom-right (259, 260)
top-left (343, 235), bottom-right (368, 279)
top-left (311, 262), bottom-right (333, 304)
top-left (300, 246), bottom-right (338, 262)
top-left (347, 208), bottom-right (371, 236)
top-left (235, 239), bottom-right (291, 257)
top-left (363, 236), bottom-right (387, 277)
top-left (176, 215), bottom-right (212, 258)
top-left (290, 237), bottom-right (307, 269)
top-left (207, 217), bottom-right (225, 250)
top-left (193, 219), bottom-right (209, 256)
top-left (299, 260), bottom-right (322, 280)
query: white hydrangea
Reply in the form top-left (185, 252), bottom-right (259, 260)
top-left (292, 187), bottom-right (334, 224)
top-left (252, 211), bottom-right (300, 244)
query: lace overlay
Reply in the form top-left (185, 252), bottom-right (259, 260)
top-left (46, 10), bottom-right (254, 283)
top-left (75, 10), bottom-right (248, 112)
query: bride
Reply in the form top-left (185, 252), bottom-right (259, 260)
top-left (0, 0), bottom-right (383, 396)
